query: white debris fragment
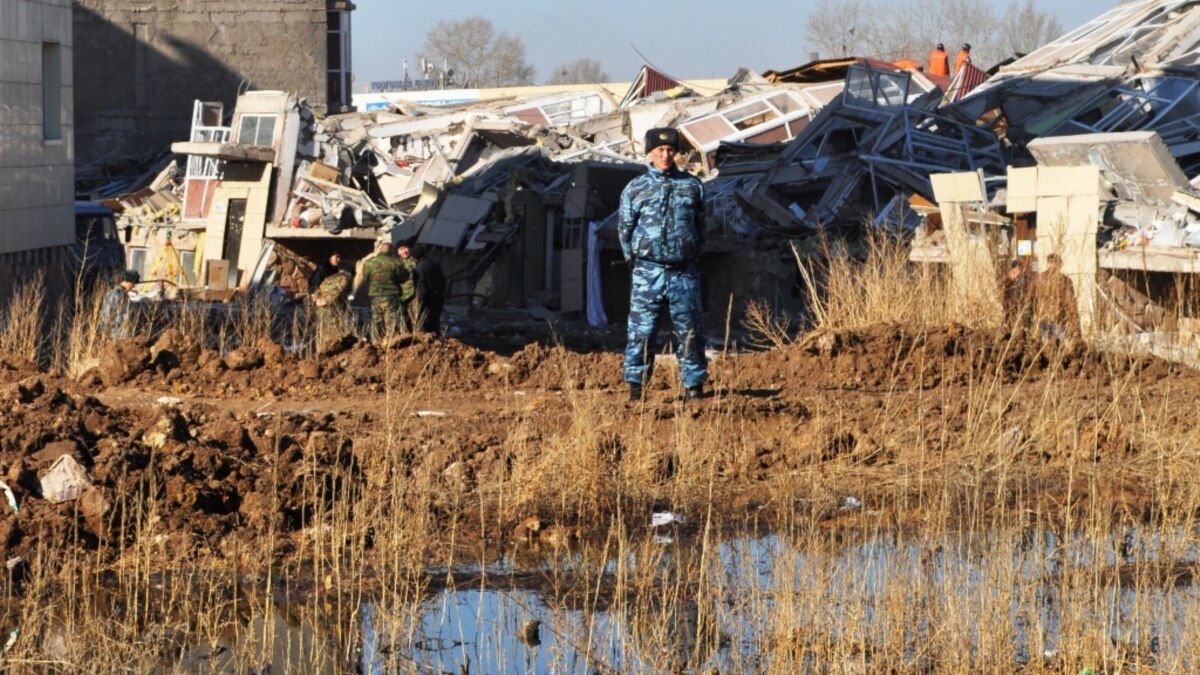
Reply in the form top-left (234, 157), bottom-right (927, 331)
top-left (39, 455), bottom-right (91, 504)
top-left (651, 511), bottom-right (687, 528)
top-left (0, 481), bottom-right (17, 513)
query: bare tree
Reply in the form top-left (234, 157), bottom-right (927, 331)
top-left (805, 0), bottom-right (872, 59)
top-left (998, 0), bottom-right (1064, 57)
top-left (805, 0), bottom-right (1059, 70)
top-left (491, 33), bottom-right (536, 86)
top-left (545, 58), bottom-right (610, 85)
top-left (421, 17), bottom-right (534, 88)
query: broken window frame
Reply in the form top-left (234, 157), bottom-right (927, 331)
top-left (1051, 75), bottom-right (1200, 138)
top-left (183, 101), bottom-right (230, 222)
top-left (503, 91), bottom-right (611, 128)
top-left (1083, 1), bottom-right (1200, 66)
top-left (843, 65), bottom-right (912, 111)
top-left (237, 114), bottom-right (277, 147)
top-left (1011, 2), bottom-right (1162, 68)
top-left (868, 108), bottom-right (1005, 174)
top-left (677, 90), bottom-right (817, 170)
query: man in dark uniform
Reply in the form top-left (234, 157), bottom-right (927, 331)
top-left (410, 244), bottom-right (446, 335)
top-left (618, 126), bottom-right (707, 402)
top-left (308, 251), bottom-right (341, 295)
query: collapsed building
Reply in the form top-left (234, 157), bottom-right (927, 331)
top-left (80, 0), bottom-right (1200, 352)
top-left (89, 66), bottom-right (839, 329)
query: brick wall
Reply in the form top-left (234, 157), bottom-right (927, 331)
top-left (74, 0), bottom-right (333, 168)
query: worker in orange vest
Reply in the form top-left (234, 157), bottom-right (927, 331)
top-left (954, 43), bottom-right (972, 74)
top-left (929, 43), bottom-right (949, 76)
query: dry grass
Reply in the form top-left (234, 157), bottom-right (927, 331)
top-left (796, 231), bottom-right (1001, 332)
top-left (0, 275), bottom-right (46, 364)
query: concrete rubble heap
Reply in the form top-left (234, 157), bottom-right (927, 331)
top-left (73, 0), bottom-right (1200, 341)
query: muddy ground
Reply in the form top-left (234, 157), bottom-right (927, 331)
top-left (0, 321), bottom-right (1193, 573)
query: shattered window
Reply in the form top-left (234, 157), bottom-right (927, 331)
top-left (768, 92), bottom-right (804, 115)
top-left (728, 100), bottom-right (778, 130)
top-left (178, 250), bottom-right (197, 286)
top-left (844, 66), bottom-right (910, 110)
top-left (1012, 2), bottom-right (1145, 68)
top-left (1055, 75), bottom-right (1200, 136)
top-left (678, 91), bottom-right (813, 155)
top-left (238, 115), bottom-right (277, 146)
top-left (128, 249), bottom-right (147, 280)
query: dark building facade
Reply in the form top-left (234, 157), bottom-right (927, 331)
top-left (73, 0), bottom-right (353, 170)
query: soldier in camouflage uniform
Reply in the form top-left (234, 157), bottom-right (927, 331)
top-left (396, 240), bottom-right (418, 332)
top-left (312, 267), bottom-right (352, 351)
top-left (352, 239), bottom-right (410, 342)
top-left (618, 127), bottom-right (707, 402)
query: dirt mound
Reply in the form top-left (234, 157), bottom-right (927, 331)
top-left (731, 324), bottom-right (1189, 391)
top-left (0, 370), bottom-right (361, 563)
top-left (0, 322), bottom-right (1193, 568)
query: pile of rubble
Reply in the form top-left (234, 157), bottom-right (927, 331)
top-left (75, 0), bottom-right (1200, 335)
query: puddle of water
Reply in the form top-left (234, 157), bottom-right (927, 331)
top-left (34, 526), bottom-right (1196, 672)
top-left (360, 527), bottom-right (1200, 672)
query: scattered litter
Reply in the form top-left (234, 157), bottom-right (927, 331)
top-left (1003, 426), bottom-right (1024, 450)
top-left (840, 496), bottom-right (862, 511)
top-left (416, 410), bottom-right (448, 417)
top-left (0, 481), bottom-right (17, 513)
top-left (155, 396), bottom-right (183, 406)
top-left (651, 511), bottom-right (687, 527)
top-left (39, 455), bottom-right (91, 504)
top-left (3, 627), bottom-right (16, 652)
top-left (652, 535), bottom-right (675, 545)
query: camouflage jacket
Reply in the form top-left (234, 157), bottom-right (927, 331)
top-left (313, 270), bottom-right (352, 306)
top-left (618, 166), bottom-right (705, 266)
top-left (359, 254), bottom-right (408, 299)
top-left (398, 256), bottom-right (417, 302)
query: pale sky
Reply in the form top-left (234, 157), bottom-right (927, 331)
top-left (350, 1), bottom-right (1122, 89)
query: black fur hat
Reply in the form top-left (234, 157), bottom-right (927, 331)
top-left (644, 127), bottom-right (680, 152)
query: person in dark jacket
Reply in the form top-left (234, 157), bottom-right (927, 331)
top-left (618, 126), bottom-right (708, 402)
top-left (98, 269), bottom-right (142, 339)
top-left (409, 244), bottom-right (446, 335)
top-left (308, 251), bottom-right (341, 295)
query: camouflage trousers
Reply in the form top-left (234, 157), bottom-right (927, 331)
top-left (623, 261), bottom-right (707, 389)
top-left (369, 296), bottom-right (403, 342)
top-left (315, 304), bottom-right (350, 350)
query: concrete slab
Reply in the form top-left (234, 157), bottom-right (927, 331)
top-left (1028, 131), bottom-right (1189, 203)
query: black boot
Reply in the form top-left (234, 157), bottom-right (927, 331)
top-left (685, 385), bottom-right (704, 401)
top-left (629, 382), bottom-right (643, 402)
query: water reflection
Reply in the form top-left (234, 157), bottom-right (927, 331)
top-left (360, 527), bottom-right (1200, 672)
